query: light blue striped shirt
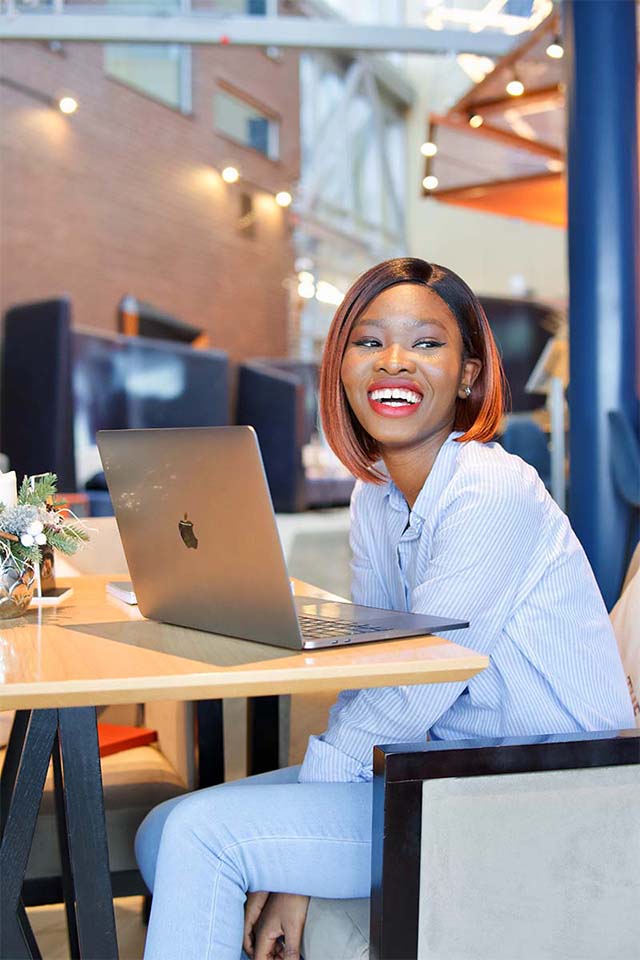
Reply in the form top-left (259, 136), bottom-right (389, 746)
top-left (299, 433), bottom-right (634, 783)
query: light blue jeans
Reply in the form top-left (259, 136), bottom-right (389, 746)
top-left (135, 765), bottom-right (372, 959)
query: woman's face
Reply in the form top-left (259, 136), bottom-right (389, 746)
top-left (340, 283), bottom-right (481, 456)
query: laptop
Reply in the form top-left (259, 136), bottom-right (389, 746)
top-left (97, 426), bottom-right (469, 650)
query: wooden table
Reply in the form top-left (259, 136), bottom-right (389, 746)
top-left (0, 576), bottom-right (487, 959)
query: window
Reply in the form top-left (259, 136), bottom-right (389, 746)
top-left (237, 193), bottom-right (256, 238)
top-left (104, 0), bottom-right (191, 112)
top-left (214, 88), bottom-right (280, 160)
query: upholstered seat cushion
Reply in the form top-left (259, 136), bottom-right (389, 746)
top-left (0, 744), bottom-right (186, 879)
top-left (302, 897), bottom-right (370, 960)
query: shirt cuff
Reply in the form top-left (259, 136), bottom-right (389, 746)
top-left (297, 734), bottom-right (372, 783)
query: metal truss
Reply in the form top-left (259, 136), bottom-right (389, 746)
top-left (0, 11), bottom-right (514, 57)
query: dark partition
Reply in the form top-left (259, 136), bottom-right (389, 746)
top-left (1, 299), bottom-right (229, 511)
top-left (480, 296), bottom-right (558, 413)
top-left (73, 329), bottom-right (229, 492)
top-left (1, 298), bottom-right (77, 490)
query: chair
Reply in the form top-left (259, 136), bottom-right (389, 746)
top-left (303, 544), bottom-right (640, 959)
top-left (236, 359), bottom-right (354, 512)
top-left (610, 540), bottom-right (640, 725)
top-left (302, 731), bottom-right (640, 960)
top-left (499, 417), bottom-right (551, 489)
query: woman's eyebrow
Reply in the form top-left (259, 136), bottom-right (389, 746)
top-left (355, 317), bottom-right (448, 330)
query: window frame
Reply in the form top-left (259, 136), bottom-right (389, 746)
top-left (214, 80), bottom-right (281, 162)
top-left (103, 0), bottom-right (192, 115)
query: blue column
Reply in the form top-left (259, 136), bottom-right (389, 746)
top-left (564, 0), bottom-right (639, 608)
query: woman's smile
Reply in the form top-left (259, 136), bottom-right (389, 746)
top-left (367, 377), bottom-right (424, 417)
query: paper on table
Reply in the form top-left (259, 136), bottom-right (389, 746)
top-left (0, 471), bottom-right (17, 508)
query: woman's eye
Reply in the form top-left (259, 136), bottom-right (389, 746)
top-left (414, 339), bottom-right (444, 349)
top-left (353, 338), bottom-right (382, 348)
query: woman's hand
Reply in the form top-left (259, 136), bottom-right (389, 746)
top-left (252, 892), bottom-right (310, 960)
top-left (243, 891), bottom-right (270, 957)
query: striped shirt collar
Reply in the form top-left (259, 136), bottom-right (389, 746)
top-left (383, 431), bottom-right (464, 520)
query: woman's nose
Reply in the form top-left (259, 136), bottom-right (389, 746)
top-left (374, 343), bottom-right (416, 374)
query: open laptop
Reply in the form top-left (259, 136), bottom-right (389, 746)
top-left (97, 426), bottom-right (469, 650)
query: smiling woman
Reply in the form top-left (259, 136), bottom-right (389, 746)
top-left (320, 259), bottom-right (505, 487)
top-left (135, 258), bottom-right (633, 960)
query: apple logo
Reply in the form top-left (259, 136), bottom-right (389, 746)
top-left (178, 513), bottom-right (198, 549)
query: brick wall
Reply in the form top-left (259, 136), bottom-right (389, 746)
top-left (0, 39), bottom-right (300, 361)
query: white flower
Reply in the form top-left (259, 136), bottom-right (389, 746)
top-left (20, 533), bottom-right (35, 547)
top-left (27, 520), bottom-right (44, 536)
top-left (35, 533), bottom-right (47, 546)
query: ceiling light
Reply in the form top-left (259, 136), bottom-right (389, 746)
top-left (275, 190), bottom-right (292, 207)
top-left (315, 281), bottom-right (344, 306)
top-left (298, 280), bottom-right (316, 300)
top-left (469, 114), bottom-right (484, 128)
top-left (546, 37), bottom-right (564, 59)
top-left (506, 78), bottom-right (525, 97)
top-left (420, 141), bottom-right (438, 157)
top-left (422, 175), bottom-right (439, 191)
top-left (298, 271), bottom-right (314, 283)
top-left (58, 96), bottom-right (78, 115)
top-left (546, 158), bottom-right (565, 173)
top-left (221, 166), bottom-right (239, 184)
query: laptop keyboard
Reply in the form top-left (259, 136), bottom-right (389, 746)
top-left (298, 615), bottom-right (383, 640)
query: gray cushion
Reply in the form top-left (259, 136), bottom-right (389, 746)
top-left (302, 897), bottom-right (370, 960)
top-left (0, 744), bottom-right (186, 878)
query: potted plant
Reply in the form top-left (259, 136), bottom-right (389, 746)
top-left (0, 472), bottom-right (89, 619)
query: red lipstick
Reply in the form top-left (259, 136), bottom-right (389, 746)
top-left (367, 379), bottom-right (424, 418)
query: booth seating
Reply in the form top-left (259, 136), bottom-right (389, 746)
top-left (237, 359), bottom-right (354, 513)
top-left (0, 715), bottom-right (188, 909)
top-left (0, 298), bottom-right (229, 514)
top-left (302, 731), bottom-right (640, 960)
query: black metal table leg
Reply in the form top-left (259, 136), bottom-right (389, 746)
top-left (246, 696), bottom-right (280, 775)
top-left (196, 699), bottom-right (225, 787)
top-left (51, 732), bottom-right (81, 959)
top-left (0, 710), bottom-right (57, 960)
top-left (57, 707), bottom-right (118, 960)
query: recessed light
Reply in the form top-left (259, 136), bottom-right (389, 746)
top-left (58, 96), bottom-right (78, 114)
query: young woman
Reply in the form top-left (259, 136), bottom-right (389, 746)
top-left (136, 259), bottom-right (633, 960)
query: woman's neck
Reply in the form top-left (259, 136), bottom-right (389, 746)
top-left (381, 426), bottom-right (453, 509)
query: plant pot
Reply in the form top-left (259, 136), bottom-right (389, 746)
top-left (0, 559), bottom-right (36, 619)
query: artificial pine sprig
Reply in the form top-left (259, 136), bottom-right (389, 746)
top-left (18, 473), bottom-right (58, 506)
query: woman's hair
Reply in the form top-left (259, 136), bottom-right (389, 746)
top-left (319, 257), bottom-right (507, 482)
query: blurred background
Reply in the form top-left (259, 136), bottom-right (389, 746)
top-left (0, 0), bottom-right (640, 599)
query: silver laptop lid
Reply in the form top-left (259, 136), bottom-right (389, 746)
top-left (97, 426), bottom-right (303, 649)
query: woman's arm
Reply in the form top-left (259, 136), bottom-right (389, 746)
top-left (299, 468), bottom-right (542, 783)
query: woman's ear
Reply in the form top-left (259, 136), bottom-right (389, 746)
top-left (458, 358), bottom-right (482, 398)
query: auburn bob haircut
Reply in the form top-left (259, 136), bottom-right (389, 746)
top-left (319, 258), bottom-right (507, 483)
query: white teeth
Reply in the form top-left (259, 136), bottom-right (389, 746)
top-left (369, 388), bottom-right (422, 404)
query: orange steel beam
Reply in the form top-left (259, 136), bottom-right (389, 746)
top-left (458, 83), bottom-right (565, 117)
top-left (426, 169), bottom-right (561, 197)
top-left (453, 11), bottom-right (560, 116)
top-left (429, 112), bottom-right (564, 160)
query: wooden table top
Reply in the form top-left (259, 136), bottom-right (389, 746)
top-left (0, 576), bottom-right (488, 710)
